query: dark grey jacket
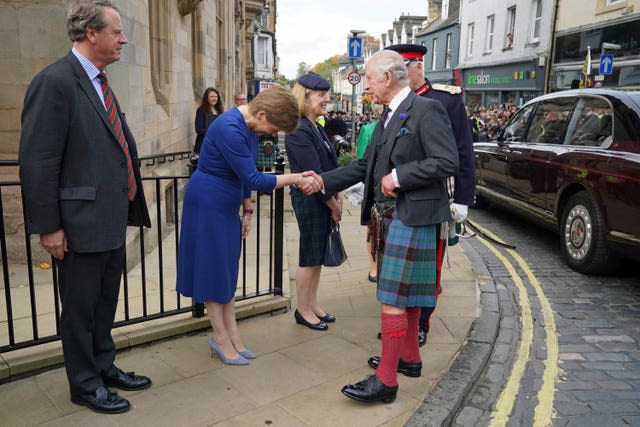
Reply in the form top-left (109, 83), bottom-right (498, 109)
top-left (19, 51), bottom-right (151, 253)
top-left (322, 91), bottom-right (458, 226)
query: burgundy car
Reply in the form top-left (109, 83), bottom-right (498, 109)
top-left (474, 89), bottom-right (640, 274)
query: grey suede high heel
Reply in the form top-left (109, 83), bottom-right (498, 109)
top-left (208, 337), bottom-right (249, 365)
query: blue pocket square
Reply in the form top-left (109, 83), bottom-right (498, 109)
top-left (397, 127), bottom-right (411, 137)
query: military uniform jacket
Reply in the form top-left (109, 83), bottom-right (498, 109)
top-left (419, 79), bottom-right (476, 206)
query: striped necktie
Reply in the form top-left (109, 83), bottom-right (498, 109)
top-left (381, 105), bottom-right (391, 128)
top-left (99, 73), bottom-right (137, 201)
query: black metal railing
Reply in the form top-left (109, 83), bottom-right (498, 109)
top-left (0, 154), bottom-right (286, 353)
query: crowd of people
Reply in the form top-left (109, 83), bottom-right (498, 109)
top-left (18, 0), bottom-right (484, 414)
top-left (467, 102), bottom-right (519, 142)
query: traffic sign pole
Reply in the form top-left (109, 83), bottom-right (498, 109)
top-left (348, 33), bottom-right (363, 150)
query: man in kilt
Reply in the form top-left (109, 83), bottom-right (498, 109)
top-left (385, 44), bottom-right (476, 348)
top-left (304, 50), bottom-right (459, 403)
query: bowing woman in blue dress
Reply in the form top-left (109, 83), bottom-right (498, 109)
top-left (177, 86), bottom-right (312, 365)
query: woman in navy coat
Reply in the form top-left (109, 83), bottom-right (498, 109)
top-left (194, 87), bottom-right (224, 153)
top-left (285, 73), bottom-right (341, 331)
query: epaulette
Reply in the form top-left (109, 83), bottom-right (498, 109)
top-left (432, 83), bottom-right (462, 95)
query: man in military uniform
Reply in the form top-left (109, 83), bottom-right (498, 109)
top-left (384, 44), bottom-right (476, 348)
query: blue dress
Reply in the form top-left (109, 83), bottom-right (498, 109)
top-left (176, 108), bottom-right (277, 303)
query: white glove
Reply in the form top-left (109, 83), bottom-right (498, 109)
top-left (450, 203), bottom-right (468, 223)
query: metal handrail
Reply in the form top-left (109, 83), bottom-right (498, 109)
top-left (0, 155), bottom-right (286, 354)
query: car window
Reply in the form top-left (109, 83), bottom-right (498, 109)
top-left (502, 104), bottom-right (535, 142)
top-left (568, 97), bottom-right (613, 147)
top-left (525, 98), bottom-right (574, 145)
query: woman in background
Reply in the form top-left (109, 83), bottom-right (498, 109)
top-left (194, 87), bottom-right (224, 153)
top-left (285, 72), bottom-right (341, 331)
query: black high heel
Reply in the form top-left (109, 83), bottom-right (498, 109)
top-left (294, 310), bottom-right (328, 331)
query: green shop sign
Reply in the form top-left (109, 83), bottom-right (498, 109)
top-left (466, 69), bottom-right (537, 86)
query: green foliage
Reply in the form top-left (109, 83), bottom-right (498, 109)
top-left (296, 62), bottom-right (310, 78)
top-left (337, 152), bottom-right (354, 167)
top-left (278, 75), bottom-right (294, 88)
top-left (312, 55), bottom-right (341, 82)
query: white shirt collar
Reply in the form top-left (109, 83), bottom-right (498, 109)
top-left (386, 86), bottom-right (411, 123)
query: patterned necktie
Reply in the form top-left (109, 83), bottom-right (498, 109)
top-left (380, 105), bottom-right (391, 128)
top-left (99, 73), bottom-right (137, 201)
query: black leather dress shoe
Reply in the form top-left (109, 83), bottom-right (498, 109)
top-left (103, 368), bottom-right (152, 391)
top-left (367, 274), bottom-right (377, 283)
top-left (316, 313), bottom-right (336, 323)
top-left (341, 375), bottom-right (398, 403)
top-left (367, 356), bottom-right (422, 377)
top-left (71, 386), bottom-right (131, 414)
top-left (418, 328), bottom-right (427, 347)
top-left (294, 309), bottom-right (328, 331)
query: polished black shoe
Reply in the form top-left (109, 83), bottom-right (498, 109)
top-left (294, 309), bottom-right (328, 331)
top-left (367, 274), bottom-right (377, 283)
top-left (316, 312), bottom-right (336, 323)
top-left (418, 328), bottom-right (427, 347)
top-left (71, 386), bottom-right (131, 414)
top-left (103, 367), bottom-right (152, 391)
top-left (367, 356), bottom-right (422, 377)
top-left (341, 375), bottom-right (398, 403)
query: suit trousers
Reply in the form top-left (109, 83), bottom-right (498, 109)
top-left (57, 245), bottom-right (124, 395)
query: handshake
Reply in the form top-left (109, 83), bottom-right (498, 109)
top-left (295, 171), bottom-right (323, 195)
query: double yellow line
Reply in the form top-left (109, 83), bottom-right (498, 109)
top-left (472, 223), bottom-right (559, 427)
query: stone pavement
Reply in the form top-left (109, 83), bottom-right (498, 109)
top-left (0, 198), bottom-right (482, 427)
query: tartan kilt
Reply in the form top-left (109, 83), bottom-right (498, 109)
top-left (377, 211), bottom-right (438, 308)
top-left (290, 191), bottom-right (331, 267)
top-left (256, 138), bottom-right (276, 170)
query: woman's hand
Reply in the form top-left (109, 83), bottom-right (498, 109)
top-left (241, 216), bottom-right (251, 239)
top-left (331, 207), bottom-right (342, 223)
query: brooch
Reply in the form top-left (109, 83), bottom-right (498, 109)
top-left (399, 113), bottom-right (408, 119)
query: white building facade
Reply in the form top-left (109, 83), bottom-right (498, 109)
top-left (457, 0), bottom-right (555, 107)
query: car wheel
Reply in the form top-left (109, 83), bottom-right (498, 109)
top-left (560, 191), bottom-right (618, 274)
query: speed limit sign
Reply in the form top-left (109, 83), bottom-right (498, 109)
top-left (347, 71), bottom-right (361, 85)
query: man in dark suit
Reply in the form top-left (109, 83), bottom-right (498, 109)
top-left (305, 50), bottom-right (459, 403)
top-left (19, 0), bottom-right (151, 414)
top-left (385, 44), bottom-right (476, 347)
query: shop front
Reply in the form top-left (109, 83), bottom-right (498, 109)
top-left (461, 60), bottom-right (545, 109)
top-left (551, 16), bottom-right (640, 91)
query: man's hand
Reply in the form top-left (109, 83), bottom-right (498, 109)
top-left (300, 170), bottom-right (324, 195)
top-left (40, 229), bottom-right (68, 260)
top-left (450, 203), bottom-right (469, 222)
top-left (380, 173), bottom-right (397, 199)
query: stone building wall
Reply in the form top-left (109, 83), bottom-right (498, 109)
top-left (0, 0), bottom-right (266, 263)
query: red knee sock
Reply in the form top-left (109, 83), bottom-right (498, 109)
top-left (400, 307), bottom-right (422, 363)
top-left (375, 312), bottom-right (408, 387)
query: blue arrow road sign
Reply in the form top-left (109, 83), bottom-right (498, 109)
top-left (600, 54), bottom-right (614, 75)
top-left (348, 37), bottom-right (362, 58)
